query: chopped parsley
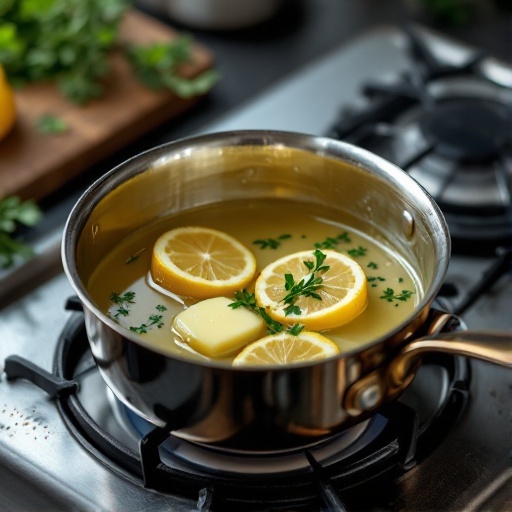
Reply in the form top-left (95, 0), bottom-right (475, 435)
top-left (110, 291), bottom-right (136, 305)
top-left (347, 246), bottom-right (367, 258)
top-left (367, 262), bottom-right (378, 269)
top-left (314, 232), bottom-right (351, 250)
top-left (380, 288), bottom-right (414, 303)
top-left (253, 234), bottom-right (292, 250)
top-left (130, 314), bottom-right (163, 334)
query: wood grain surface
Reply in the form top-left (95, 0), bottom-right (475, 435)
top-left (0, 10), bottom-right (214, 201)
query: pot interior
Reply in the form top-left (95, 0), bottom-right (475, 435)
top-left (65, 131), bottom-right (450, 357)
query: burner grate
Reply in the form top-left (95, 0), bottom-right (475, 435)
top-left (3, 298), bottom-right (470, 511)
top-left (327, 26), bottom-right (512, 253)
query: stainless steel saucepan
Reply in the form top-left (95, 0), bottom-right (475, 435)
top-left (62, 130), bottom-right (512, 447)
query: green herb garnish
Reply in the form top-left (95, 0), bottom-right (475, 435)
top-left (0, 196), bottom-right (42, 269)
top-left (253, 234), bottom-right (292, 250)
top-left (367, 262), bottom-right (378, 269)
top-left (229, 289), bottom-right (303, 335)
top-left (380, 288), bottom-right (414, 303)
top-left (347, 246), bottom-right (367, 258)
top-left (155, 304), bottom-right (167, 312)
top-left (110, 291), bottom-right (136, 305)
top-left (113, 306), bottom-right (129, 319)
top-left (129, 314), bottom-right (163, 334)
top-left (281, 249), bottom-right (329, 316)
top-left (367, 276), bottom-right (385, 282)
top-left (314, 232), bottom-right (351, 250)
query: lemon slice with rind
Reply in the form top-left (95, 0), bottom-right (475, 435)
top-left (233, 331), bottom-right (340, 366)
top-left (254, 249), bottom-right (367, 331)
top-left (151, 226), bottom-right (256, 299)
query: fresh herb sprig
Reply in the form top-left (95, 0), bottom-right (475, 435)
top-left (110, 291), bottom-right (136, 305)
top-left (229, 289), bottom-right (304, 336)
top-left (127, 39), bottom-right (220, 99)
top-left (380, 288), bottom-right (414, 303)
top-left (347, 246), bottom-right (367, 258)
top-left (253, 234), bottom-right (291, 250)
top-left (314, 232), bottom-right (351, 250)
top-left (0, 196), bottom-right (42, 269)
top-left (129, 314), bottom-right (164, 334)
top-left (281, 249), bottom-right (330, 316)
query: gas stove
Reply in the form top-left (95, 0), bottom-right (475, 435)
top-left (0, 24), bottom-right (511, 511)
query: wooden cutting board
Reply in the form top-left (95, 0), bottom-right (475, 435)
top-left (0, 10), bottom-right (214, 201)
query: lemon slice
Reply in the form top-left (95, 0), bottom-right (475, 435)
top-left (254, 249), bottom-right (367, 331)
top-left (151, 226), bottom-right (257, 299)
top-left (233, 331), bottom-right (340, 366)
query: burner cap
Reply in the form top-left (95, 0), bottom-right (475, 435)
top-left (420, 99), bottom-right (511, 163)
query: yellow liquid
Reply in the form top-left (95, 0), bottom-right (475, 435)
top-left (88, 199), bottom-right (421, 362)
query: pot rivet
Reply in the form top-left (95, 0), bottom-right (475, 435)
top-left (402, 210), bottom-right (415, 239)
top-left (358, 383), bottom-right (383, 411)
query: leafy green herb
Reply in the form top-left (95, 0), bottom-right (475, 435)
top-left (125, 247), bottom-right (146, 264)
top-left (314, 232), bottom-right (351, 250)
top-left (0, 196), bottom-right (42, 268)
top-left (129, 314), bottom-right (163, 334)
top-left (229, 289), bottom-right (303, 335)
top-left (110, 291), bottom-right (135, 305)
top-left (36, 114), bottom-right (69, 135)
top-left (367, 276), bottom-right (385, 282)
top-left (281, 249), bottom-right (329, 316)
top-left (155, 304), bottom-right (167, 312)
top-left (380, 288), bottom-right (414, 303)
top-left (113, 306), bottom-right (129, 319)
top-left (126, 38), bottom-right (220, 99)
top-left (253, 234), bottom-right (292, 250)
top-left (398, 277), bottom-right (404, 283)
top-left (347, 246), bottom-right (367, 258)
top-left (367, 262), bottom-right (378, 269)
top-left (0, 0), bottom-right (218, 105)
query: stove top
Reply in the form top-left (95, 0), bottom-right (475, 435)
top-left (0, 24), bottom-right (511, 511)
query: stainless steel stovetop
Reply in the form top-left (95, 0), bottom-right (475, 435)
top-left (0, 25), bottom-right (511, 511)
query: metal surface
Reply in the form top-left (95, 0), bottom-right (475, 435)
top-left (0, 25), bottom-right (511, 511)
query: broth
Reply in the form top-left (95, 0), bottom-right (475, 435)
top-left (88, 199), bottom-right (422, 363)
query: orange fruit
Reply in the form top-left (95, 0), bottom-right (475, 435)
top-left (254, 249), bottom-right (367, 331)
top-left (151, 226), bottom-right (257, 299)
top-left (233, 331), bottom-right (340, 366)
top-left (0, 65), bottom-right (16, 141)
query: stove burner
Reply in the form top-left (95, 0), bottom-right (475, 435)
top-left (420, 99), bottom-right (511, 164)
top-left (328, 26), bottom-right (512, 253)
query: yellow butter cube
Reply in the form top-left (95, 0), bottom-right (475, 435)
top-left (172, 297), bottom-right (267, 358)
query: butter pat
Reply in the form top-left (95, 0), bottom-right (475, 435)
top-left (173, 297), bottom-right (267, 358)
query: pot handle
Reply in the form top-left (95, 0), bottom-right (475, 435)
top-left (390, 330), bottom-right (512, 386)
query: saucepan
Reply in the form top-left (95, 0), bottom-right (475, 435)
top-left (62, 130), bottom-right (512, 447)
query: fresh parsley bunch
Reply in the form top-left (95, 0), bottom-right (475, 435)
top-left (0, 0), bottom-right (219, 104)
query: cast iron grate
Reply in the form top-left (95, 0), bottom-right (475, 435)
top-left (327, 25), bottom-right (512, 254)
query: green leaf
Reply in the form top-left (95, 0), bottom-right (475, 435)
top-left (37, 114), bottom-right (69, 135)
